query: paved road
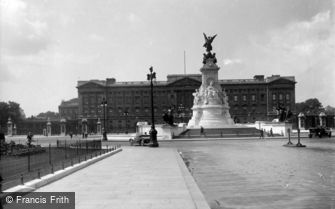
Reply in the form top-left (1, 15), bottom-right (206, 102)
top-left (4, 135), bottom-right (335, 208)
top-left (174, 138), bottom-right (335, 209)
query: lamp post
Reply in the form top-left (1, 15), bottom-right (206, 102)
top-left (296, 113), bottom-right (306, 147)
top-left (123, 110), bottom-right (129, 134)
top-left (101, 97), bottom-right (108, 140)
top-left (147, 66), bottom-right (159, 147)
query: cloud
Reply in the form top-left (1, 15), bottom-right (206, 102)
top-left (235, 10), bottom-right (335, 106)
top-left (88, 33), bottom-right (105, 42)
top-left (1, 0), bottom-right (52, 55)
top-left (223, 58), bottom-right (242, 66)
top-left (0, 0), bottom-right (27, 26)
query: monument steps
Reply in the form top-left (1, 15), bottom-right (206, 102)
top-left (176, 127), bottom-right (260, 138)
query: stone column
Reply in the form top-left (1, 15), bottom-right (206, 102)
top-left (7, 117), bottom-right (13, 136)
top-left (60, 118), bottom-right (66, 136)
top-left (97, 118), bottom-right (102, 135)
top-left (298, 112), bottom-right (305, 129)
top-left (13, 124), bottom-right (17, 135)
top-left (81, 118), bottom-right (88, 136)
top-left (46, 117), bottom-right (52, 136)
top-left (319, 112), bottom-right (326, 126)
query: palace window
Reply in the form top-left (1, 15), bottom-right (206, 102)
top-left (286, 93), bottom-right (290, 101)
top-left (125, 97), bottom-right (132, 104)
top-left (234, 95), bottom-right (238, 102)
top-left (279, 94), bottom-right (283, 100)
top-left (135, 96), bottom-right (141, 104)
top-left (272, 94), bottom-right (276, 101)
top-left (251, 95), bottom-right (256, 101)
top-left (243, 95), bottom-right (247, 101)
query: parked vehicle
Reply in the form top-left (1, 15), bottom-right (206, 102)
top-left (129, 135), bottom-right (151, 146)
top-left (308, 126), bottom-right (332, 138)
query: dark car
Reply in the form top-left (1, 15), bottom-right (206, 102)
top-left (309, 126), bottom-right (332, 138)
top-left (129, 135), bottom-right (151, 146)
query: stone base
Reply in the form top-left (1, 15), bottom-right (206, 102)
top-left (179, 126), bottom-right (260, 138)
top-left (188, 105), bottom-right (235, 129)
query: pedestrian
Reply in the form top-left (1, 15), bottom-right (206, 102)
top-left (27, 132), bottom-right (33, 147)
top-left (70, 132), bottom-right (73, 139)
top-left (259, 129), bottom-right (264, 139)
top-left (200, 126), bottom-right (205, 136)
top-left (270, 128), bottom-right (273, 137)
top-left (103, 131), bottom-right (107, 141)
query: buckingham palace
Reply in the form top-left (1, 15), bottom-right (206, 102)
top-left (59, 74), bottom-right (296, 133)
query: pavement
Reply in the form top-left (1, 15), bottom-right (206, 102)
top-left (177, 138), bottom-right (335, 209)
top-left (26, 147), bottom-right (210, 209)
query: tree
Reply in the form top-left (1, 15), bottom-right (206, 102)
top-left (36, 111), bottom-right (59, 120)
top-left (325, 105), bottom-right (335, 115)
top-left (295, 98), bottom-right (324, 115)
top-left (0, 101), bottom-right (26, 129)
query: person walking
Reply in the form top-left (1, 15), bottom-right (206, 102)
top-left (200, 126), bottom-right (205, 137)
top-left (259, 129), bottom-right (264, 139)
top-left (27, 132), bottom-right (33, 147)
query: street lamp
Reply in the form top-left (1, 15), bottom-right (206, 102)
top-left (147, 66), bottom-right (159, 147)
top-left (101, 97), bottom-right (108, 140)
top-left (123, 110), bottom-right (129, 134)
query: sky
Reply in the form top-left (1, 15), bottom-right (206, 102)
top-left (0, 0), bottom-right (334, 117)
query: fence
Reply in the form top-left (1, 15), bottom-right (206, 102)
top-left (0, 142), bottom-right (121, 191)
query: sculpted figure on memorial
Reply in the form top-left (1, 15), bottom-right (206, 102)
top-left (202, 33), bottom-right (218, 64)
top-left (222, 88), bottom-right (228, 106)
top-left (192, 89), bottom-right (202, 106)
top-left (204, 81), bottom-right (222, 105)
top-left (203, 33), bottom-right (217, 52)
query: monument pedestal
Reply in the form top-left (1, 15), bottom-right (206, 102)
top-left (198, 105), bottom-right (234, 128)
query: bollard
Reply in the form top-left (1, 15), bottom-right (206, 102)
top-left (287, 128), bottom-right (293, 145)
top-left (51, 164), bottom-right (54, 174)
top-left (21, 174), bottom-right (24, 185)
top-left (38, 169), bottom-right (41, 179)
top-left (296, 128), bottom-right (306, 147)
top-left (49, 144), bottom-right (52, 165)
top-left (0, 174), bottom-right (3, 193)
top-left (64, 140), bottom-right (67, 159)
top-left (28, 151), bottom-right (31, 172)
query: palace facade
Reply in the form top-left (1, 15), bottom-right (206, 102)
top-left (66, 74), bottom-right (296, 133)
